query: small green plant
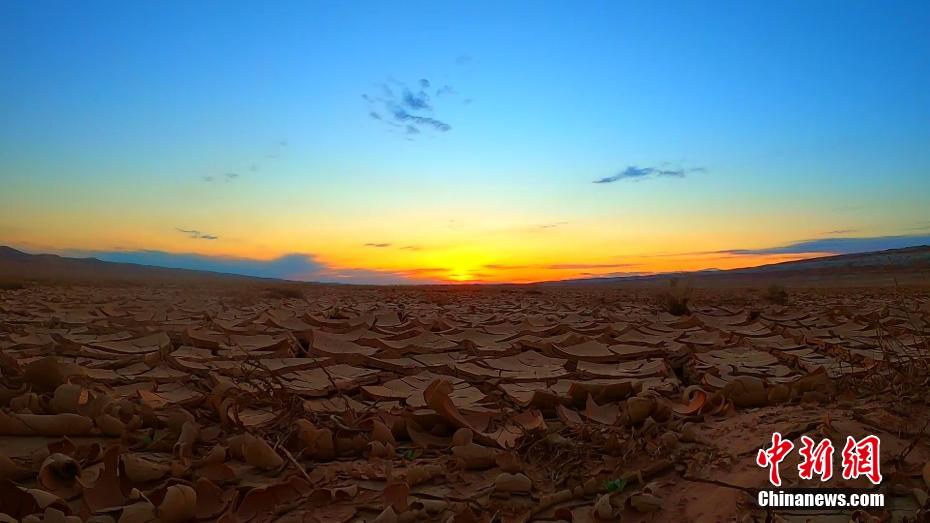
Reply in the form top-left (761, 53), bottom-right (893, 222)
top-left (604, 477), bottom-right (627, 493)
top-left (660, 278), bottom-right (693, 316)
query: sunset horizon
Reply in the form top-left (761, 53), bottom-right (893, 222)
top-left (3, 2), bottom-right (928, 284)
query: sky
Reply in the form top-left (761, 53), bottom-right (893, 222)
top-left (1, 1), bottom-right (929, 284)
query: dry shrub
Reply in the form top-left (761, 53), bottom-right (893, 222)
top-left (837, 291), bottom-right (930, 400)
top-left (765, 283), bottom-right (789, 305)
top-left (660, 278), bottom-right (692, 316)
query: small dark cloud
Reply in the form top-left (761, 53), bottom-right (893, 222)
top-left (390, 107), bottom-right (451, 131)
top-left (822, 229), bottom-right (857, 235)
top-left (277, 139), bottom-right (288, 147)
top-left (364, 242), bottom-right (392, 248)
top-left (369, 111), bottom-right (382, 120)
top-left (204, 172), bottom-right (240, 183)
top-left (419, 79), bottom-right (430, 89)
top-left (593, 165), bottom-right (706, 184)
top-left (176, 228), bottom-right (218, 241)
top-left (405, 125), bottom-right (420, 135)
top-left (402, 88), bottom-right (432, 111)
top-left (249, 164), bottom-right (258, 172)
top-left (455, 55), bottom-right (472, 66)
top-left (537, 222), bottom-right (568, 230)
top-left (435, 85), bottom-right (456, 96)
top-left (400, 245), bottom-right (422, 251)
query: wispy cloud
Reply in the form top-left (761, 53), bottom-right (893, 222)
top-left (536, 222), bottom-right (568, 230)
top-left (175, 228), bottom-right (218, 240)
top-left (578, 271), bottom-right (652, 278)
top-left (402, 88), bottom-right (432, 110)
top-left (546, 263), bottom-right (640, 270)
top-left (715, 234), bottom-right (930, 256)
top-left (364, 74), bottom-right (466, 138)
top-left (593, 165), bottom-right (706, 184)
top-left (484, 262), bottom-right (639, 271)
top-left (822, 229), bottom-right (857, 235)
top-left (201, 139), bottom-right (287, 183)
top-left (362, 242), bottom-right (429, 252)
top-left (389, 108), bottom-right (451, 131)
top-left (203, 172), bottom-right (239, 183)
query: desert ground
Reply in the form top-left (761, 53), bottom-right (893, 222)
top-left (1, 278), bottom-right (929, 522)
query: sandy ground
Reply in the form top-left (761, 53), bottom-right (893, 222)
top-left (1, 282), bottom-right (929, 522)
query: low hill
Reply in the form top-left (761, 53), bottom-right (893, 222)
top-left (542, 245), bottom-right (930, 288)
top-left (0, 246), bottom-right (274, 285)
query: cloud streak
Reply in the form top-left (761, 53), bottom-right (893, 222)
top-left (175, 228), bottom-right (218, 240)
top-left (593, 165), bottom-right (706, 184)
top-left (201, 139), bottom-right (287, 183)
top-left (484, 262), bottom-right (639, 271)
top-left (716, 234), bottom-right (930, 256)
top-left (536, 222), bottom-right (568, 230)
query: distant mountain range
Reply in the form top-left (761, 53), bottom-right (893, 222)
top-left (2, 244), bottom-right (929, 287)
top-left (0, 246), bottom-right (269, 284)
top-left (543, 245), bottom-right (930, 287)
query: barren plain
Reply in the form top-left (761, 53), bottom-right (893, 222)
top-left (1, 273), bottom-right (930, 522)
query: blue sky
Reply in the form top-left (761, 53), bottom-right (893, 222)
top-left (1, 1), bottom-right (928, 283)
